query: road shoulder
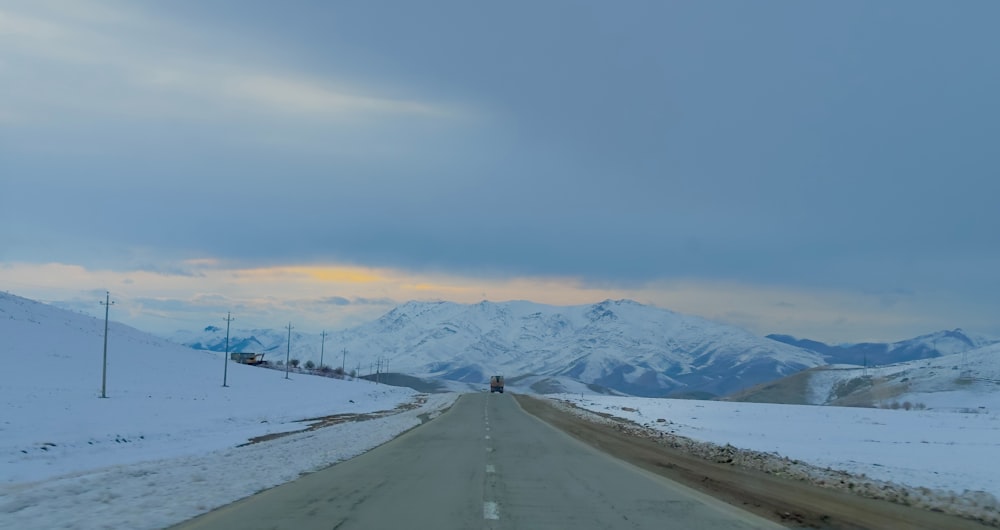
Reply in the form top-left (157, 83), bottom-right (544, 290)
top-left (516, 394), bottom-right (995, 530)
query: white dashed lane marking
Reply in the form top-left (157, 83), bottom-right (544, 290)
top-left (483, 501), bottom-right (500, 520)
top-left (484, 399), bottom-right (499, 522)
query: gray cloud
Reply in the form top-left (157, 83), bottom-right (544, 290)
top-left (3, 1), bottom-right (1000, 341)
top-left (315, 296), bottom-right (396, 307)
top-left (320, 296), bottom-right (351, 306)
top-left (352, 297), bottom-right (397, 306)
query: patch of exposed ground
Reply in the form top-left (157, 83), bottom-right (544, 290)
top-left (829, 376), bottom-right (910, 407)
top-left (238, 395), bottom-right (429, 447)
top-left (517, 395), bottom-right (998, 530)
top-left (726, 369), bottom-right (814, 405)
top-left (529, 378), bottom-right (567, 394)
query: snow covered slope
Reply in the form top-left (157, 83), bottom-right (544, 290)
top-left (732, 342), bottom-right (1000, 411)
top-left (807, 343), bottom-right (1000, 410)
top-left (559, 394), bottom-right (1000, 512)
top-left (177, 299), bottom-right (826, 397)
top-left (0, 291), bottom-right (418, 485)
top-left (768, 329), bottom-right (998, 366)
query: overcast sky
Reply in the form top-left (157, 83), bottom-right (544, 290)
top-left (2, 0), bottom-right (998, 343)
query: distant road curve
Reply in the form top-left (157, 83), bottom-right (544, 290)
top-left (171, 392), bottom-right (780, 529)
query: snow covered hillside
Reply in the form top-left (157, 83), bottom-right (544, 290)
top-left (729, 342), bottom-right (1000, 412)
top-left (805, 343), bottom-right (1000, 410)
top-left (557, 394), bottom-right (1000, 518)
top-left (177, 299), bottom-right (826, 397)
top-left (0, 291), bottom-right (457, 530)
top-left (768, 328), bottom-right (998, 366)
top-left (0, 291), bottom-right (421, 482)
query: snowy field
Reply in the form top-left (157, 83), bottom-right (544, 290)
top-left (1, 391), bottom-right (457, 530)
top-left (556, 394), bottom-right (1000, 501)
top-left (5, 292), bottom-right (1000, 527)
top-left (0, 293), bottom-right (459, 529)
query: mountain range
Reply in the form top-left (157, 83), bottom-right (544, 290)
top-left (175, 300), bottom-right (1000, 399)
top-left (766, 329), bottom-right (998, 366)
top-left (5, 289), bottom-right (995, 400)
top-left (175, 299), bottom-right (830, 397)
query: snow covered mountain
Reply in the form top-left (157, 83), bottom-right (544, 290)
top-left (175, 299), bottom-right (826, 397)
top-left (731, 342), bottom-right (1000, 411)
top-left (767, 329), bottom-right (998, 366)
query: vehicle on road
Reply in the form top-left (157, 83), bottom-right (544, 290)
top-left (230, 352), bottom-right (267, 365)
top-left (490, 375), bottom-right (504, 393)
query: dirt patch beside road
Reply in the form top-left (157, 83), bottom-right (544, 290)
top-left (238, 395), bottom-right (429, 447)
top-left (516, 395), bottom-right (996, 529)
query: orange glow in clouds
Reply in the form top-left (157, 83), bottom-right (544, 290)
top-left (296, 267), bottom-right (384, 284)
top-left (231, 266), bottom-right (386, 284)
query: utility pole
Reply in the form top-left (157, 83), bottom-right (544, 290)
top-left (341, 348), bottom-right (347, 376)
top-left (222, 312), bottom-right (234, 387)
top-left (285, 322), bottom-right (293, 380)
top-left (319, 330), bottom-right (327, 370)
top-left (99, 292), bottom-right (114, 398)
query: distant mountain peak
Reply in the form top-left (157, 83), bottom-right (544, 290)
top-left (167, 299), bottom-right (826, 397)
top-left (587, 302), bottom-right (618, 322)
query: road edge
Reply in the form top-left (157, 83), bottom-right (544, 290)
top-left (515, 394), bottom-right (995, 530)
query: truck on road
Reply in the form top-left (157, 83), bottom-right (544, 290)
top-left (230, 352), bottom-right (267, 365)
top-left (490, 375), bottom-right (504, 393)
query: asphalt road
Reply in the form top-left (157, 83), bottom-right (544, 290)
top-left (172, 392), bottom-right (782, 529)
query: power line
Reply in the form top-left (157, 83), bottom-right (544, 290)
top-left (285, 322), bottom-right (293, 380)
top-left (320, 330), bottom-right (327, 369)
top-left (99, 292), bottom-right (115, 399)
top-left (222, 312), bottom-right (235, 387)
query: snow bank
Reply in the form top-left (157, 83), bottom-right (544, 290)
top-left (0, 292), bottom-right (463, 529)
top-left (0, 393), bottom-right (458, 530)
top-left (554, 394), bottom-right (1000, 526)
